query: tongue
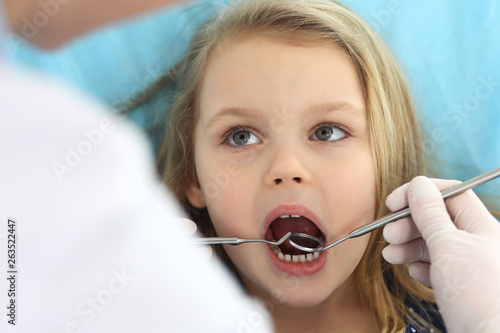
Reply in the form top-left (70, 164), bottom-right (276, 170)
top-left (269, 217), bottom-right (322, 255)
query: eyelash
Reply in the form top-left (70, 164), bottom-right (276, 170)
top-left (220, 125), bottom-right (254, 145)
top-left (312, 122), bottom-right (352, 140)
top-left (220, 122), bottom-right (352, 146)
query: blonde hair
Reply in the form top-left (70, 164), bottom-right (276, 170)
top-left (157, 0), bottom-right (440, 331)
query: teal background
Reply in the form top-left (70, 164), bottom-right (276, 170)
top-left (5, 0), bottom-right (499, 213)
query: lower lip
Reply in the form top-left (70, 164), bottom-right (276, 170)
top-left (265, 246), bottom-right (327, 276)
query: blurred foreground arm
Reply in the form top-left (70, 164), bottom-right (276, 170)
top-left (3, 0), bottom-right (189, 48)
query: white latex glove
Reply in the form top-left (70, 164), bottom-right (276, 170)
top-left (177, 217), bottom-right (199, 235)
top-left (177, 217), bottom-right (213, 259)
top-left (382, 176), bottom-right (500, 333)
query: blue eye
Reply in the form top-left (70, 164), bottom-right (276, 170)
top-left (226, 129), bottom-right (261, 146)
top-left (310, 124), bottom-right (347, 141)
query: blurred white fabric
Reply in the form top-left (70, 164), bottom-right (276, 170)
top-left (0, 64), bottom-right (272, 332)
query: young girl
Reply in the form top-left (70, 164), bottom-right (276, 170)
top-left (156, 0), bottom-right (445, 331)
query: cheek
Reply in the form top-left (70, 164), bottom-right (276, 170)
top-left (199, 173), bottom-right (264, 283)
top-left (197, 160), bottom-right (257, 237)
top-left (323, 152), bottom-right (377, 233)
top-left (330, 232), bottom-right (371, 288)
top-left (339, 233), bottom-right (371, 262)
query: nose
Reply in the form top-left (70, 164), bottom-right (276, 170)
top-left (264, 143), bottom-right (313, 187)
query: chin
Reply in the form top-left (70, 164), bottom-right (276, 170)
top-left (277, 291), bottom-right (331, 308)
top-left (246, 274), bottom-right (340, 310)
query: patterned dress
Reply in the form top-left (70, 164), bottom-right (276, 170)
top-left (405, 299), bottom-right (447, 333)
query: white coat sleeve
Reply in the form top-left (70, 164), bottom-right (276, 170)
top-left (0, 66), bottom-right (273, 333)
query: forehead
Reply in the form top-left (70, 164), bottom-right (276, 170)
top-left (197, 34), bottom-right (365, 123)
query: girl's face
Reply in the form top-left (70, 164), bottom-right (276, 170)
top-left (188, 35), bottom-right (376, 307)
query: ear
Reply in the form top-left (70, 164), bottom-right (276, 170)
top-left (186, 181), bottom-right (206, 209)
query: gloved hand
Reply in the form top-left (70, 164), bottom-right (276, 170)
top-left (177, 217), bottom-right (213, 259)
top-left (382, 176), bottom-right (500, 333)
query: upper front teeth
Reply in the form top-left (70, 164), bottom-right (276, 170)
top-left (280, 215), bottom-right (301, 218)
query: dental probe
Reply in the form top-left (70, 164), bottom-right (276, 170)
top-left (193, 232), bottom-right (293, 247)
top-left (288, 166), bottom-right (500, 253)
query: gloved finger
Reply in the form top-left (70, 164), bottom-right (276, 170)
top-left (408, 262), bottom-right (432, 287)
top-left (406, 176), bottom-right (457, 247)
top-left (388, 177), bottom-right (497, 235)
top-left (441, 187), bottom-right (498, 234)
top-left (176, 217), bottom-right (198, 235)
top-left (383, 216), bottom-right (420, 245)
top-left (386, 178), bottom-right (460, 212)
top-left (381, 238), bottom-right (429, 264)
top-left (176, 218), bottom-right (213, 260)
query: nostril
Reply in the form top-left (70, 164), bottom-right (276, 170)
top-left (274, 177), bottom-right (301, 185)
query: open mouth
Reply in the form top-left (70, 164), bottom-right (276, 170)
top-left (265, 215), bottom-right (325, 263)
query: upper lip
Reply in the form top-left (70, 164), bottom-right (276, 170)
top-left (262, 203), bottom-right (326, 239)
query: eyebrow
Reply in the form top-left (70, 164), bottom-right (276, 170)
top-left (206, 107), bottom-right (265, 129)
top-left (304, 102), bottom-right (365, 118)
top-left (206, 101), bottom-right (365, 129)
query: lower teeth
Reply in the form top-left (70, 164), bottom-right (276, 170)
top-left (273, 248), bottom-right (320, 262)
